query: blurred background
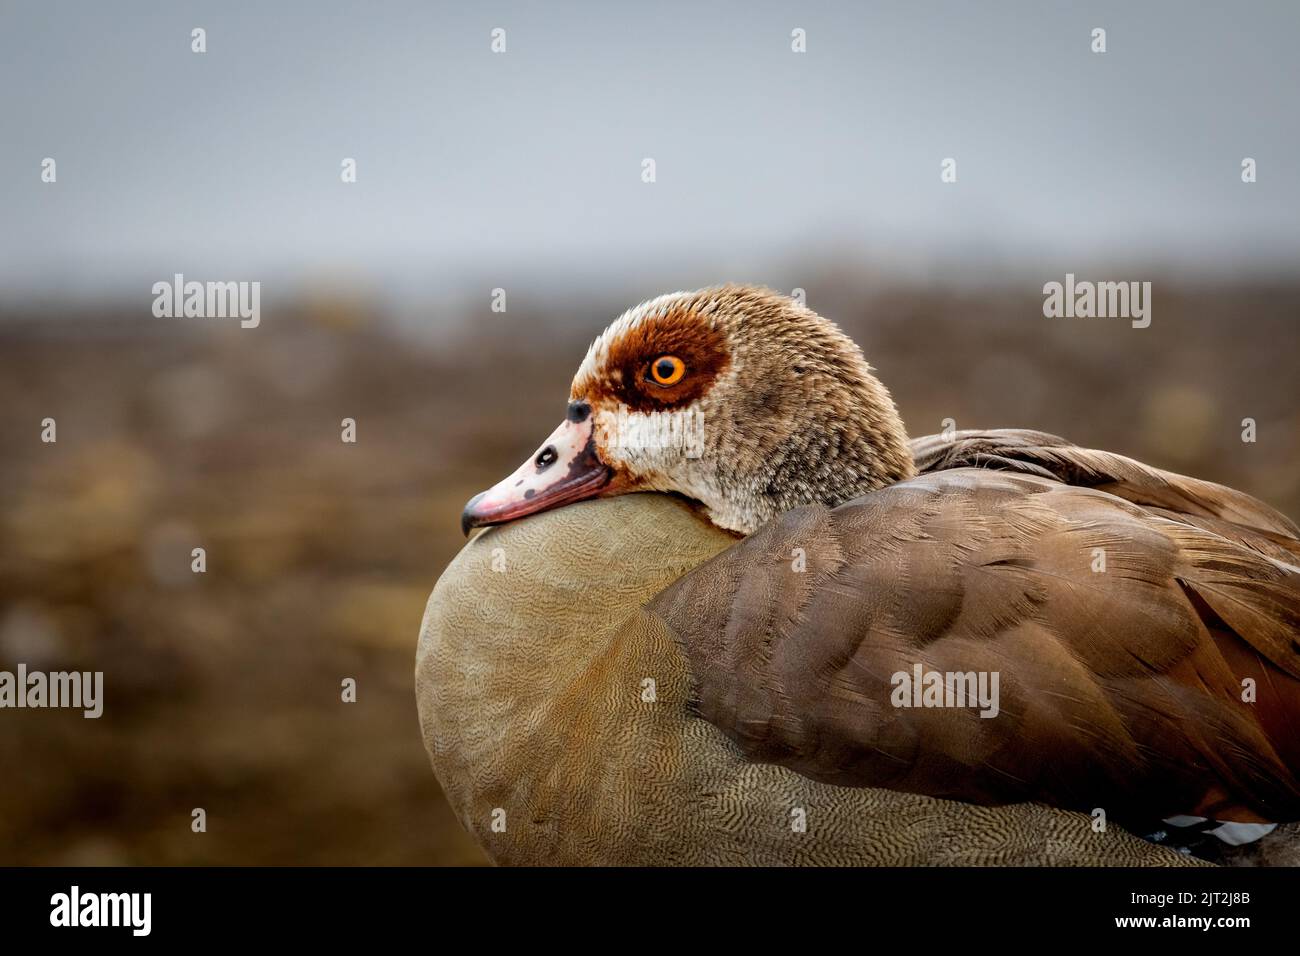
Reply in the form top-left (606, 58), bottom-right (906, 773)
top-left (1, 1), bottom-right (1297, 864)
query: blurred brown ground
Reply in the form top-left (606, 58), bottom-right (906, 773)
top-left (1, 280), bottom-right (1298, 864)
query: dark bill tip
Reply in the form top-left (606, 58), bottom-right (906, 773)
top-left (461, 492), bottom-right (486, 537)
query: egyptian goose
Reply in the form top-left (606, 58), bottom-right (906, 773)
top-left (417, 285), bottom-right (1300, 865)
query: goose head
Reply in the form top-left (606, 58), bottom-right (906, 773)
top-left (461, 285), bottom-right (917, 536)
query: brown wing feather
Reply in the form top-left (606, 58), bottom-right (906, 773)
top-left (649, 442), bottom-right (1300, 823)
top-left (910, 428), bottom-right (1300, 540)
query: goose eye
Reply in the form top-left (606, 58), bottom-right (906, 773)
top-left (648, 355), bottom-right (686, 386)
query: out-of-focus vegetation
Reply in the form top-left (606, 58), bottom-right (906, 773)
top-left (1, 280), bottom-right (1297, 864)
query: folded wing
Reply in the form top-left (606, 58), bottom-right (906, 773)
top-left (648, 430), bottom-right (1300, 822)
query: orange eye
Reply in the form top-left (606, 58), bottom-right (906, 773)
top-left (648, 355), bottom-right (686, 386)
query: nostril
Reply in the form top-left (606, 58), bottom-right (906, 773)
top-left (566, 400), bottom-right (591, 424)
top-left (535, 445), bottom-right (559, 470)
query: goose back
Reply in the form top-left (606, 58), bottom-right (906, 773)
top-left (648, 430), bottom-right (1300, 824)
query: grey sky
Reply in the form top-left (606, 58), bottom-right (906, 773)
top-left (2, 0), bottom-right (1297, 302)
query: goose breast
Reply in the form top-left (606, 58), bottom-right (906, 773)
top-left (416, 493), bottom-right (1202, 865)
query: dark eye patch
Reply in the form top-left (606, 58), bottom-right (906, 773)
top-left (578, 306), bottom-right (731, 412)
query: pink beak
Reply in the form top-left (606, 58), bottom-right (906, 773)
top-left (461, 401), bottom-right (614, 535)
